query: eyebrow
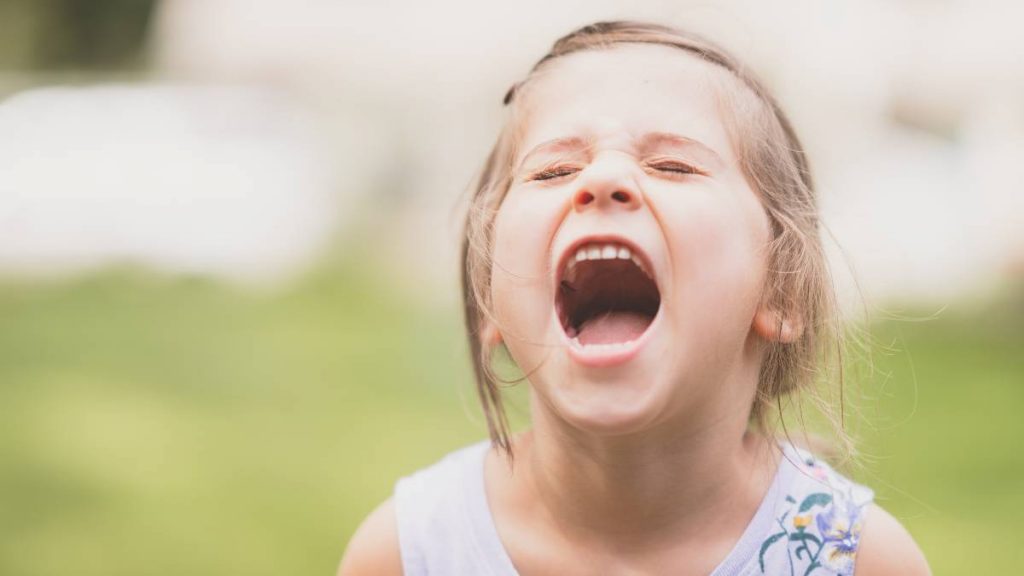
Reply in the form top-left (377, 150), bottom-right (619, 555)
top-left (516, 131), bottom-right (724, 171)
top-left (516, 136), bottom-right (589, 170)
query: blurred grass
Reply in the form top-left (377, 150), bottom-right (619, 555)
top-left (0, 261), bottom-right (501, 575)
top-left (852, 291), bottom-right (1024, 571)
top-left (0, 262), bottom-right (1019, 574)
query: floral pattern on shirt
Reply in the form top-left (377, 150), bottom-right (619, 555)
top-left (758, 447), bottom-right (873, 576)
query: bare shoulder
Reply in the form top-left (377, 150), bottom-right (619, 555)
top-left (337, 497), bottom-right (403, 576)
top-left (855, 504), bottom-right (931, 576)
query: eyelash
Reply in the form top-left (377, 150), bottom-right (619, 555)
top-left (529, 161), bottom-right (700, 181)
top-left (531, 166), bottom-right (580, 181)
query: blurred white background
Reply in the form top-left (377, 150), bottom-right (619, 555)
top-left (1, 0), bottom-right (1021, 308)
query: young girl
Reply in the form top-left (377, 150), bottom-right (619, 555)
top-left (340, 21), bottom-right (929, 576)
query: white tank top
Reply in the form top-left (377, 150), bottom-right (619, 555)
top-left (394, 439), bottom-right (873, 575)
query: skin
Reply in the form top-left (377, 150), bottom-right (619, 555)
top-left (338, 44), bottom-right (930, 575)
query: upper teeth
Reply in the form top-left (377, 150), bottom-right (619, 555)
top-left (566, 241), bottom-right (650, 279)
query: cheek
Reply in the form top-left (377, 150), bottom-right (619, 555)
top-left (660, 190), bottom-right (770, 313)
top-left (490, 192), bottom-right (566, 333)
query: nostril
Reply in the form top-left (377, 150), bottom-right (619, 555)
top-left (575, 191), bottom-right (595, 206)
top-left (611, 191), bottom-right (631, 203)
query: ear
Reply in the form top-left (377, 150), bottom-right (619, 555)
top-left (480, 321), bottom-right (503, 347)
top-left (752, 306), bottom-right (804, 344)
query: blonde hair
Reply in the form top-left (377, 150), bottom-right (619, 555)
top-left (461, 21), bottom-right (849, 462)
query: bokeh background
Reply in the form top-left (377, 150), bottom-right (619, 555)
top-left (1, 0), bottom-right (1022, 574)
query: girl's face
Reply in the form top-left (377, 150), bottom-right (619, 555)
top-left (491, 44), bottom-right (773, 436)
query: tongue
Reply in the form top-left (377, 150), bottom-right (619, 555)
top-left (576, 311), bottom-right (651, 345)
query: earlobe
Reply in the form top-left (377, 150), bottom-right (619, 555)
top-left (480, 322), bottom-right (503, 347)
top-left (753, 307), bottom-right (803, 343)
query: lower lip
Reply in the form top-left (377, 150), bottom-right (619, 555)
top-left (557, 309), bottom-right (662, 368)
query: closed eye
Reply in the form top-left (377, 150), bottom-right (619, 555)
top-left (529, 160), bottom-right (702, 182)
top-left (530, 166), bottom-right (580, 181)
top-left (648, 161), bottom-right (701, 175)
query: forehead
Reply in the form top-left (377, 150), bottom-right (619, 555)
top-left (514, 43), bottom-right (737, 166)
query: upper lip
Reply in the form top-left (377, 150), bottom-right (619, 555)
top-left (554, 234), bottom-right (658, 288)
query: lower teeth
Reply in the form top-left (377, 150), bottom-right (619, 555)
top-left (569, 336), bottom-right (634, 349)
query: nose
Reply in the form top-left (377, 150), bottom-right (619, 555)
top-left (571, 154), bottom-right (643, 213)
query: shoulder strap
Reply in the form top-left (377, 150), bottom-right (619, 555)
top-left (393, 440), bottom-right (511, 576)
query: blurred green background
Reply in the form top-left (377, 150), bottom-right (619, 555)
top-left (3, 0), bottom-right (1024, 574)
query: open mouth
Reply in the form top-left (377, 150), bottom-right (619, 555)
top-left (556, 241), bottom-right (661, 348)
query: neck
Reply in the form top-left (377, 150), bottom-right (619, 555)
top-left (513, 399), bottom-right (778, 555)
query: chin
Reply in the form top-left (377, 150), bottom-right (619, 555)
top-left (535, 359), bottom-right (672, 437)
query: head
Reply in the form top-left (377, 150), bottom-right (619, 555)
top-left (462, 21), bottom-right (843, 459)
